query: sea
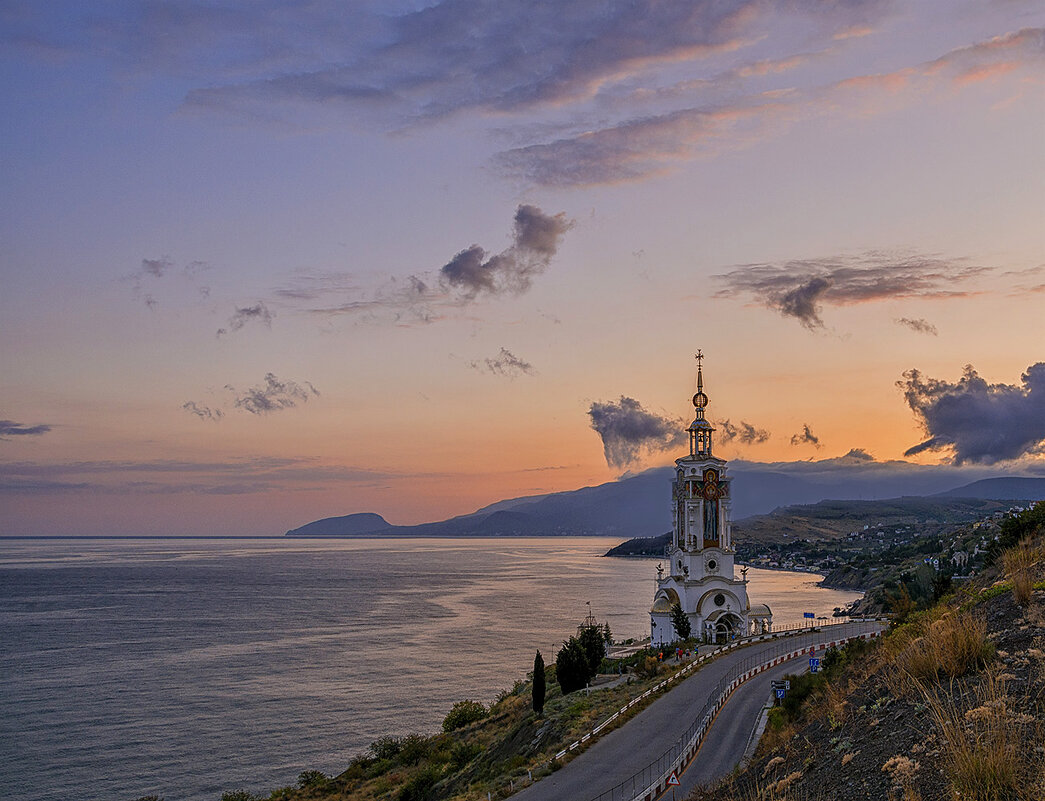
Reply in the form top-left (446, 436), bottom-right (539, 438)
top-left (0, 537), bottom-right (861, 801)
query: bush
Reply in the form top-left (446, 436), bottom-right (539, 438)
top-left (896, 612), bottom-right (992, 684)
top-left (442, 700), bottom-right (487, 732)
top-left (1002, 541), bottom-right (1040, 606)
top-left (398, 734), bottom-right (431, 765)
top-left (296, 770), bottom-right (327, 789)
top-left (370, 735), bottom-right (403, 760)
top-left (221, 793), bottom-right (262, 801)
top-left (397, 765), bottom-right (441, 801)
top-left (636, 655), bottom-right (660, 679)
top-left (449, 741), bottom-right (482, 770)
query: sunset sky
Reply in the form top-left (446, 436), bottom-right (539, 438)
top-left (2, 1), bottom-right (1043, 536)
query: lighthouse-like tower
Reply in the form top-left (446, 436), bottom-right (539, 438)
top-left (650, 353), bottom-right (772, 645)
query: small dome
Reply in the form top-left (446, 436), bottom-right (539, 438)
top-left (651, 596), bottom-right (674, 613)
top-left (693, 391), bottom-right (709, 409)
top-left (749, 603), bottom-right (772, 618)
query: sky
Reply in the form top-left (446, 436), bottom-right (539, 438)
top-left (1, 0), bottom-right (1043, 537)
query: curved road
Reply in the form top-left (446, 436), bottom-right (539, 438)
top-left (674, 657), bottom-right (810, 798)
top-left (514, 622), bottom-right (882, 801)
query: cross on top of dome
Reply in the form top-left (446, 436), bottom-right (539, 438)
top-left (693, 349), bottom-right (709, 411)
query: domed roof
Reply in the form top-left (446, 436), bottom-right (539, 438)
top-left (651, 596), bottom-right (674, 613)
top-left (748, 603), bottom-right (773, 617)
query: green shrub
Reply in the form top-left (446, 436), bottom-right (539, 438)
top-left (442, 700), bottom-right (488, 732)
top-left (370, 735), bottom-right (403, 760)
top-left (449, 741), bottom-right (482, 769)
top-left (397, 765), bottom-right (441, 801)
top-left (398, 734), bottom-right (431, 765)
top-left (296, 770), bottom-right (326, 789)
top-left (221, 792), bottom-right (263, 801)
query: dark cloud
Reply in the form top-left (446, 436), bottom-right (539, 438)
top-left (899, 362), bottom-right (1045, 464)
top-left (790, 424), bottom-right (822, 448)
top-left (469, 348), bottom-right (535, 378)
top-left (141, 256), bottom-right (173, 278)
top-left (229, 373), bottom-right (319, 415)
top-left (896, 317), bottom-right (939, 335)
top-left (217, 302), bottom-right (274, 337)
top-left (440, 205), bottom-right (573, 299)
top-left (588, 397), bottom-right (686, 470)
top-left (0, 419), bottom-right (52, 439)
top-left (719, 419), bottom-right (770, 445)
top-left (182, 401), bottom-right (224, 422)
top-left (715, 252), bottom-right (986, 329)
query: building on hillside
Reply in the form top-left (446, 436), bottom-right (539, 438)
top-left (650, 353), bottom-right (773, 645)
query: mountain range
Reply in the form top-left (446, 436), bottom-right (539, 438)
top-left (285, 458), bottom-right (1045, 538)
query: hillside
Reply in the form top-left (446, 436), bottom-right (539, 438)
top-left (691, 504), bottom-right (1045, 801)
top-left (604, 495), bottom-right (1017, 556)
top-left (287, 464), bottom-right (1045, 539)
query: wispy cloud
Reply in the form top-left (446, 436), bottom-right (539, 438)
top-left (124, 255), bottom-right (211, 308)
top-left (228, 373), bottom-right (319, 415)
top-left (715, 251), bottom-right (985, 329)
top-left (217, 302), bottom-right (274, 337)
top-left (899, 362), bottom-right (1045, 464)
top-left (497, 27), bottom-right (1045, 186)
top-left (0, 456), bottom-right (395, 495)
top-left (790, 424), bottom-right (822, 448)
top-left (181, 1), bottom-right (766, 122)
top-left (469, 348), bottom-right (535, 378)
top-left (0, 419), bottom-right (52, 439)
top-left (588, 396), bottom-right (686, 470)
top-left (182, 401), bottom-right (224, 422)
top-left (896, 317), bottom-right (939, 335)
top-left (719, 418), bottom-right (770, 445)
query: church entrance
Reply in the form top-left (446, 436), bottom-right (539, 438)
top-left (705, 610), bottom-right (743, 643)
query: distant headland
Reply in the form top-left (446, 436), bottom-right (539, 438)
top-left (285, 472), bottom-right (1045, 538)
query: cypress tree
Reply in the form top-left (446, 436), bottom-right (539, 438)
top-left (532, 650), bottom-right (546, 715)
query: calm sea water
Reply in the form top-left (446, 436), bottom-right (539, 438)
top-left (0, 538), bottom-right (860, 801)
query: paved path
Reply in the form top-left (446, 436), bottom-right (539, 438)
top-left (513, 622), bottom-right (882, 801)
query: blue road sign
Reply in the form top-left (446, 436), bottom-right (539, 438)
top-left (803, 612), bottom-right (815, 619)
top-left (809, 657), bottom-right (821, 673)
top-left (775, 688), bottom-right (786, 699)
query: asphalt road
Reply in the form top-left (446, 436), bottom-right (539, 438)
top-left (673, 656), bottom-right (813, 798)
top-left (513, 622), bottom-right (881, 801)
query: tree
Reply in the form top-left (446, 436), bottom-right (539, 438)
top-left (603, 622), bottom-right (612, 644)
top-left (669, 602), bottom-right (691, 641)
top-left (532, 650), bottom-right (546, 715)
top-left (577, 622), bottom-right (606, 676)
top-left (555, 637), bottom-right (590, 694)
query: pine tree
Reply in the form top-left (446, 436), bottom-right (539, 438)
top-left (532, 650), bottom-right (546, 715)
top-left (669, 602), bottom-right (691, 641)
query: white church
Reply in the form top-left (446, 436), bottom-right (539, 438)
top-left (650, 354), bottom-right (773, 645)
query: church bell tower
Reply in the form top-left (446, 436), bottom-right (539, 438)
top-left (650, 352), bottom-right (772, 644)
